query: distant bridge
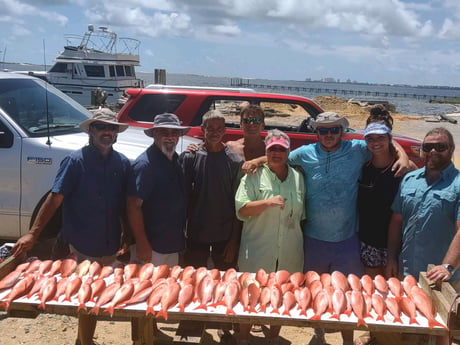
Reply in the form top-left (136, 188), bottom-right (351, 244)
top-left (230, 78), bottom-right (451, 101)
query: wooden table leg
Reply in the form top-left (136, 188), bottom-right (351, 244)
top-left (131, 316), bottom-right (155, 345)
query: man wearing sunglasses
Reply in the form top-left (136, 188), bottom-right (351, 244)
top-left (387, 127), bottom-right (460, 286)
top-left (287, 111), bottom-right (411, 345)
top-left (11, 108), bottom-right (131, 345)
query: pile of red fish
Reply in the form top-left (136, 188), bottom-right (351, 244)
top-left (0, 256), bottom-right (447, 329)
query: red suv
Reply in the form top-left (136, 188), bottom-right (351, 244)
top-left (117, 85), bottom-right (423, 166)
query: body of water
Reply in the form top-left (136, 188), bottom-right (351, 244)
top-left (3, 62), bottom-right (459, 116)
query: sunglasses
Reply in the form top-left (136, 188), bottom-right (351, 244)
top-left (422, 143), bottom-right (449, 153)
top-left (242, 117), bottom-right (263, 124)
top-left (317, 127), bottom-right (341, 135)
top-left (91, 123), bottom-right (118, 131)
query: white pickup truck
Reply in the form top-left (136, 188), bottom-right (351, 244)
top-left (0, 72), bottom-right (198, 242)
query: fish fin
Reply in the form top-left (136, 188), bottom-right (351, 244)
top-left (376, 315), bottom-right (385, 322)
top-left (344, 310), bottom-right (352, 317)
top-left (271, 308), bottom-right (280, 315)
top-left (409, 318), bottom-right (419, 325)
top-left (428, 319), bottom-right (448, 330)
top-left (194, 304), bottom-right (207, 311)
top-left (63, 297), bottom-right (71, 302)
top-left (226, 308), bottom-right (236, 315)
top-left (258, 305), bottom-right (267, 313)
top-left (89, 306), bottom-right (99, 315)
top-left (393, 317), bottom-right (402, 324)
top-left (156, 310), bottom-right (168, 321)
top-left (309, 314), bottom-right (321, 320)
top-left (282, 310), bottom-right (291, 316)
top-left (0, 301), bottom-right (10, 311)
top-left (103, 306), bottom-right (114, 317)
top-left (299, 309), bottom-right (307, 317)
top-left (329, 314), bottom-right (340, 320)
top-left (249, 307), bottom-right (257, 314)
top-left (145, 307), bottom-right (155, 316)
top-left (357, 318), bottom-right (368, 327)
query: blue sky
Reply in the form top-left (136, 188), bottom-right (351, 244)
top-left (1, 0), bottom-right (460, 87)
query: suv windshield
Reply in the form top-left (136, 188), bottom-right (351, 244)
top-left (0, 77), bottom-right (90, 137)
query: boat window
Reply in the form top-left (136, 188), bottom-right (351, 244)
top-left (109, 66), bottom-right (116, 77)
top-left (128, 94), bottom-right (186, 122)
top-left (125, 66), bottom-right (133, 77)
top-left (49, 63), bottom-right (67, 73)
top-left (116, 66), bottom-right (125, 77)
top-left (84, 65), bottom-right (105, 78)
top-left (0, 78), bottom-right (90, 137)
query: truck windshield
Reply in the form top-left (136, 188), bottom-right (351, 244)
top-left (0, 77), bottom-right (91, 137)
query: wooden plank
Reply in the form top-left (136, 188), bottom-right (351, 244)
top-left (131, 316), bottom-right (154, 345)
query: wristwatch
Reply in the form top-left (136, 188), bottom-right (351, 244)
top-left (443, 263), bottom-right (455, 274)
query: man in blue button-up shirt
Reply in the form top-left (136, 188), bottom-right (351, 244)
top-left (387, 127), bottom-right (460, 290)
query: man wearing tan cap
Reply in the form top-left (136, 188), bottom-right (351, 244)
top-left (12, 108), bottom-right (132, 345)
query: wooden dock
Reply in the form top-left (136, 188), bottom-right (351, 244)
top-left (230, 78), bottom-right (452, 101)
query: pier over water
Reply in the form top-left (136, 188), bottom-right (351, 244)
top-left (230, 78), bottom-right (452, 101)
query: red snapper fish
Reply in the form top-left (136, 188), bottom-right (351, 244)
top-left (77, 280), bottom-right (92, 311)
top-left (60, 255), bottom-right (78, 277)
top-left (304, 270), bottom-right (320, 287)
top-left (177, 283), bottom-right (194, 312)
top-left (295, 286), bottom-right (311, 317)
top-left (90, 278), bottom-right (106, 303)
top-left (104, 281), bottom-right (135, 317)
top-left (347, 273), bottom-right (362, 292)
top-left (410, 285), bottom-right (448, 329)
top-left (151, 264), bottom-right (170, 283)
top-left (89, 282), bottom-right (121, 315)
top-left (146, 282), bottom-right (168, 316)
top-left (209, 281), bottom-right (227, 308)
top-left (124, 263), bottom-right (139, 280)
top-left (88, 261), bottom-right (102, 278)
top-left (331, 271), bottom-right (349, 292)
top-left (63, 277), bottom-right (82, 302)
top-left (169, 265), bottom-right (183, 280)
top-left (256, 268), bottom-right (269, 287)
top-left (0, 274), bottom-right (35, 311)
top-left (156, 281), bottom-right (181, 320)
top-left (403, 275), bottom-right (418, 296)
top-left (0, 270), bottom-right (22, 291)
top-left (310, 290), bottom-right (330, 320)
top-left (38, 260), bottom-right (53, 275)
top-left (48, 260), bottom-right (62, 276)
top-left (270, 285), bottom-right (283, 314)
top-left (290, 272), bottom-right (305, 290)
top-left (223, 280), bottom-right (240, 315)
top-left (371, 293), bottom-right (387, 322)
top-left (282, 290), bottom-right (297, 316)
top-left (75, 259), bottom-right (91, 277)
top-left (138, 263), bottom-right (154, 281)
top-left (385, 297), bottom-right (402, 324)
top-left (37, 276), bottom-right (57, 310)
top-left (388, 277), bottom-right (403, 301)
top-left (399, 296), bottom-right (419, 325)
top-left (258, 286), bottom-right (271, 313)
top-left (195, 275), bottom-right (214, 311)
top-left (360, 275), bottom-right (374, 296)
top-left (98, 265), bottom-right (114, 280)
top-left (320, 273), bottom-right (332, 288)
top-left (330, 288), bottom-right (347, 320)
top-left (25, 259), bottom-right (42, 274)
top-left (373, 275), bottom-right (388, 295)
top-left (14, 261), bottom-right (31, 273)
top-left (350, 290), bottom-right (367, 327)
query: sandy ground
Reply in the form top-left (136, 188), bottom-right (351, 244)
top-left (1, 96), bottom-right (460, 345)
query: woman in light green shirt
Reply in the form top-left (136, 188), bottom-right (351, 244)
top-left (235, 129), bottom-right (305, 345)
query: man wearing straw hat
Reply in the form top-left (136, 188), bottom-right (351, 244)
top-left (127, 112), bottom-right (190, 265)
top-left (11, 108), bottom-right (132, 345)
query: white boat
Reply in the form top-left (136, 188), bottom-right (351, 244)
top-left (22, 25), bottom-right (144, 106)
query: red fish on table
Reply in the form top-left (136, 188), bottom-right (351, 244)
top-left (351, 290), bottom-right (367, 327)
top-left (156, 281), bottom-right (181, 320)
top-left (400, 296), bottom-right (419, 325)
top-left (410, 285), bottom-right (447, 329)
top-left (331, 271), bottom-right (349, 292)
top-left (104, 281), bottom-right (135, 317)
top-left (388, 277), bottom-right (403, 301)
top-left (371, 293), bottom-right (387, 322)
top-left (310, 290), bottom-right (330, 320)
top-left (0, 274), bottom-right (35, 311)
top-left (385, 297), bottom-right (402, 324)
top-left (330, 288), bottom-right (347, 320)
top-left (37, 276), bottom-right (57, 310)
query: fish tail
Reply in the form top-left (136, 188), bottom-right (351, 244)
top-left (145, 307), bottom-right (155, 316)
top-left (409, 318), bottom-right (419, 325)
top-left (63, 297), bottom-right (71, 302)
top-left (329, 314), bottom-right (340, 320)
top-left (37, 302), bottom-right (46, 310)
top-left (309, 314), bottom-right (321, 320)
top-left (299, 309), bottom-right (307, 317)
top-left (194, 304), bottom-right (208, 311)
top-left (89, 306), bottom-right (99, 315)
top-left (282, 310), bottom-right (291, 316)
top-left (178, 306), bottom-right (185, 313)
top-left (376, 315), bottom-right (385, 322)
top-left (156, 310), bottom-right (168, 321)
top-left (0, 301), bottom-right (10, 311)
top-left (77, 304), bottom-right (87, 311)
top-left (357, 318), bottom-right (367, 327)
top-left (344, 311), bottom-right (352, 317)
top-left (249, 307), bottom-right (258, 314)
top-left (226, 308), bottom-right (236, 315)
top-left (428, 319), bottom-right (448, 330)
top-left (271, 308), bottom-right (280, 315)
top-left (258, 305), bottom-right (267, 313)
top-left (393, 317), bottom-right (402, 324)
top-left (104, 306), bottom-right (114, 317)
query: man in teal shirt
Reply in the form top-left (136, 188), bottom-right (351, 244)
top-left (387, 127), bottom-right (460, 283)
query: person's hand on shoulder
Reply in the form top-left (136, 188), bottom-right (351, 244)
top-left (185, 143), bottom-right (200, 153)
top-left (242, 156), bottom-right (267, 174)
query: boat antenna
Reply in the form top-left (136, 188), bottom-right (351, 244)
top-left (43, 38), bottom-right (52, 146)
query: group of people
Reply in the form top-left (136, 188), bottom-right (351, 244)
top-left (10, 103), bottom-right (460, 345)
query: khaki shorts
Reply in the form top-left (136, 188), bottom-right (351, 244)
top-left (129, 244), bottom-right (179, 267)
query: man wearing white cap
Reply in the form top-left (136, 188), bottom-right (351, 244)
top-left (127, 113), bottom-right (190, 265)
top-left (12, 108), bottom-right (132, 345)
